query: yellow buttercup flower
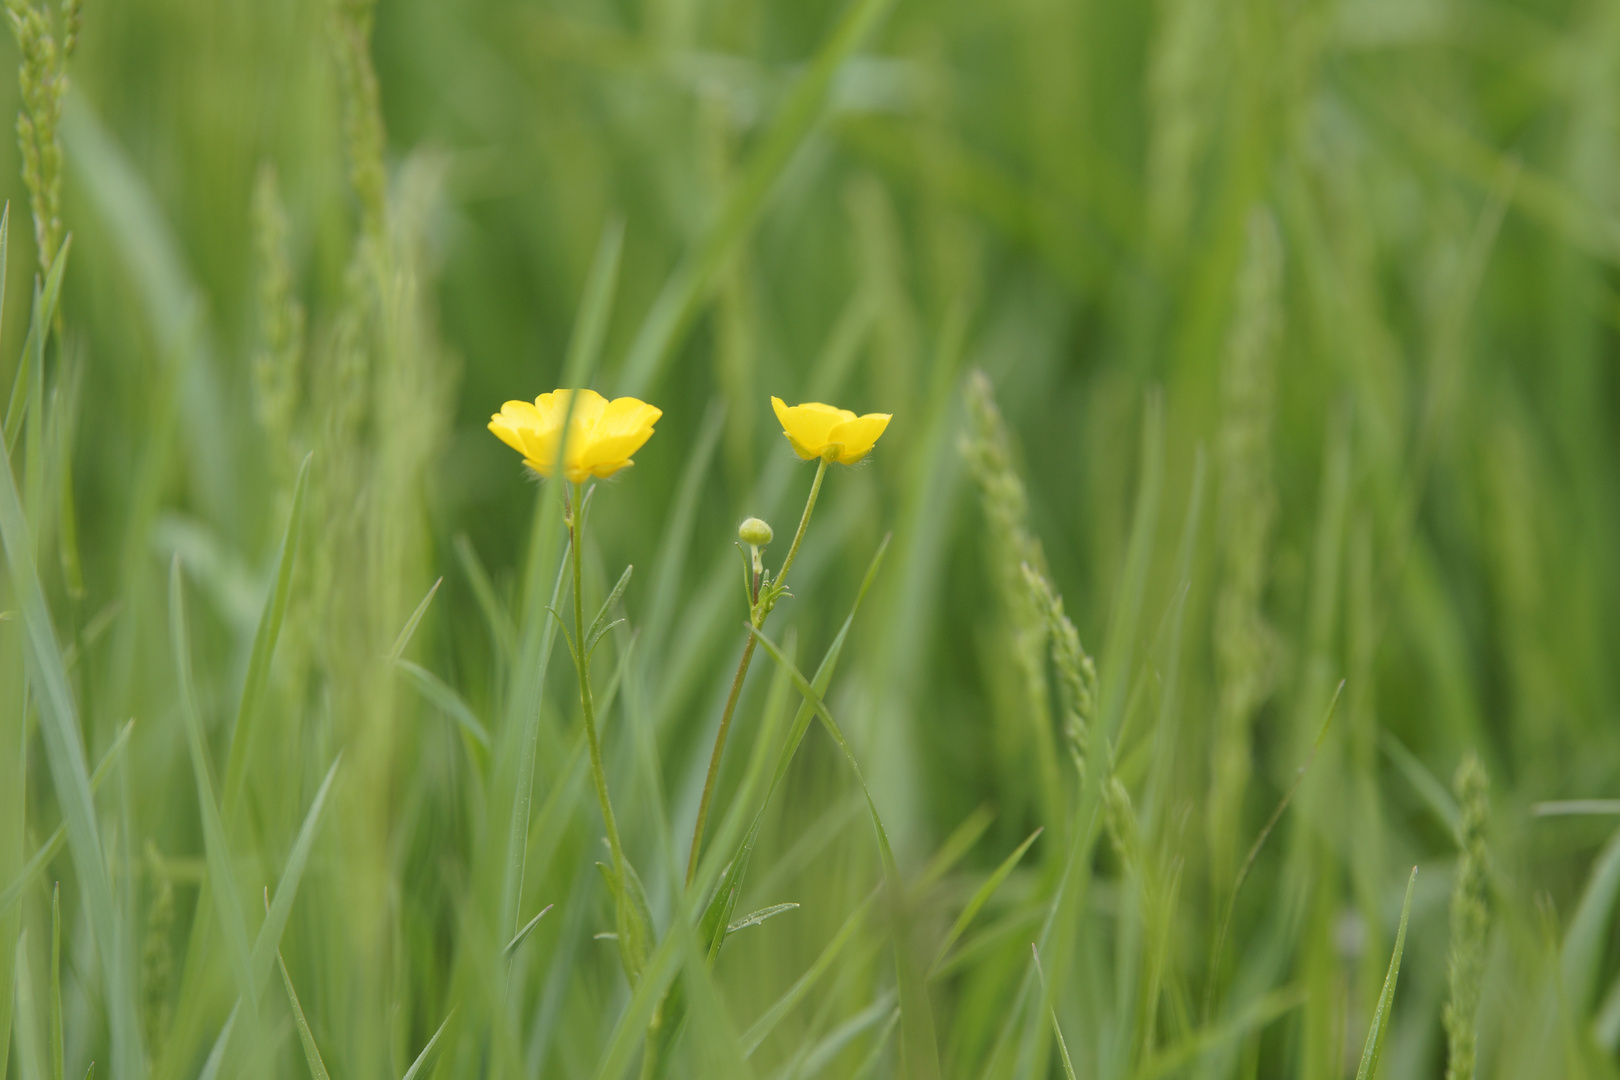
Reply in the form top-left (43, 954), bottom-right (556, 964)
top-left (489, 388), bottom-right (661, 483)
top-left (770, 397), bottom-right (891, 464)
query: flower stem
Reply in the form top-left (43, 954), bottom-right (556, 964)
top-left (685, 456), bottom-right (829, 887)
top-left (572, 481), bottom-right (626, 880)
top-left (775, 455), bottom-right (829, 593)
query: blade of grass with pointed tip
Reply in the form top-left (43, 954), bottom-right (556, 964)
top-left (386, 576), bottom-right (442, 666)
top-left (196, 1004), bottom-right (237, 1080)
top-left (5, 229), bottom-right (65, 457)
top-left (396, 659), bottom-right (491, 750)
top-left (170, 560), bottom-right (258, 1014)
top-left (453, 533), bottom-right (515, 661)
top-left (221, 452), bottom-right (310, 821)
top-left (400, 1011), bottom-right (453, 1080)
top-left (921, 805), bottom-right (996, 888)
top-left (585, 565), bottom-right (631, 656)
top-left (1562, 823), bottom-right (1620, 1014)
top-left (1, 720), bottom-right (133, 918)
top-left (727, 903), bottom-right (800, 934)
top-left (929, 827), bottom-right (1043, 975)
top-left (1355, 868), bottom-right (1418, 1080)
top-left (746, 624), bottom-right (942, 1080)
top-left (742, 892), bottom-right (878, 1057)
top-left (1379, 731), bottom-right (1460, 834)
top-left (772, 993), bottom-right (896, 1080)
top-left (275, 950), bottom-right (331, 1080)
top-left (1030, 947), bottom-right (1076, 1080)
top-left (0, 354), bottom-right (142, 1079)
top-left (504, 904), bottom-right (554, 958)
top-left (250, 756), bottom-right (341, 990)
top-left (616, 0), bottom-right (898, 396)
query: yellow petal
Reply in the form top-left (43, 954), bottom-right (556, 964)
top-left (772, 397), bottom-right (852, 455)
top-left (826, 413), bottom-right (891, 464)
top-left (596, 397), bottom-right (663, 436)
top-left (536, 388), bottom-right (609, 429)
top-left (489, 400), bottom-right (544, 453)
top-left (518, 425), bottom-right (561, 469)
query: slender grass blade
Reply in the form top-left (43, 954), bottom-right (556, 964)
top-left (1355, 868), bottom-right (1418, 1080)
top-left (222, 452), bottom-right (310, 819)
top-left (169, 559), bottom-right (258, 1013)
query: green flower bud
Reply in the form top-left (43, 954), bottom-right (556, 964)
top-left (738, 517), bottom-right (773, 547)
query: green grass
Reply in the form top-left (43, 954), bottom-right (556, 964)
top-left (4, 0), bottom-right (1620, 1076)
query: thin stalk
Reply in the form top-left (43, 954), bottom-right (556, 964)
top-left (572, 482), bottom-right (627, 879)
top-left (775, 455), bottom-right (829, 590)
top-left (686, 455), bottom-right (829, 886)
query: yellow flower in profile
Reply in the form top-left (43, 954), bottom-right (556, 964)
top-left (770, 397), bottom-right (891, 464)
top-left (489, 389), bottom-right (661, 483)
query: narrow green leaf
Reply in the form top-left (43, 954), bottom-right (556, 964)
top-left (726, 902), bottom-right (799, 934)
top-left (1380, 730), bottom-right (1460, 834)
top-left (0, 720), bottom-right (133, 918)
top-left (741, 893), bottom-right (876, 1057)
top-left (5, 229), bottom-right (66, 456)
top-left (1030, 946), bottom-right (1076, 1080)
top-left (920, 804), bottom-right (996, 889)
top-left (396, 660), bottom-right (491, 750)
top-left (1562, 822), bottom-right (1620, 1014)
top-left (196, 1005), bottom-right (237, 1080)
top-left (613, 854), bottom-right (656, 984)
top-left (453, 533), bottom-right (515, 660)
top-left (929, 827), bottom-right (1043, 975)
top-left (400, 1011), bottom-right (453, 1080)
top-left (386, 576), bottom-right (442, 667)
top-left (1356, 868), bottom-right (1418, 1080)
top-left (777, 993), bottom-right (896, 1080)
top-left (275, 950), bottom-right (331, 1080)
top-left (250, 756), bottom-right (342, 990)
top-left (503, 904), bottom-right (554, 959)
top-left (0, 343), bottom-right (142, 1078)
top-left (169, 558), bottom-right (258, 1013)
top-left (585, 565), bottom-right (632, 657)
top-left (222, 451), bottom-right (311, 821)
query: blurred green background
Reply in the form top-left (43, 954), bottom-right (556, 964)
top-left (4, 0), bottom-right (1620, 1076)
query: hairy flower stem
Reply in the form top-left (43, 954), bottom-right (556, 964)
top-left (686, 455), bottom-right (829, 887)
top-left (571, 482), bottom-right (628, 882)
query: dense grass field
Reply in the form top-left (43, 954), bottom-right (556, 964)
top-left (4, 0), bottom-right (1620, 1076)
